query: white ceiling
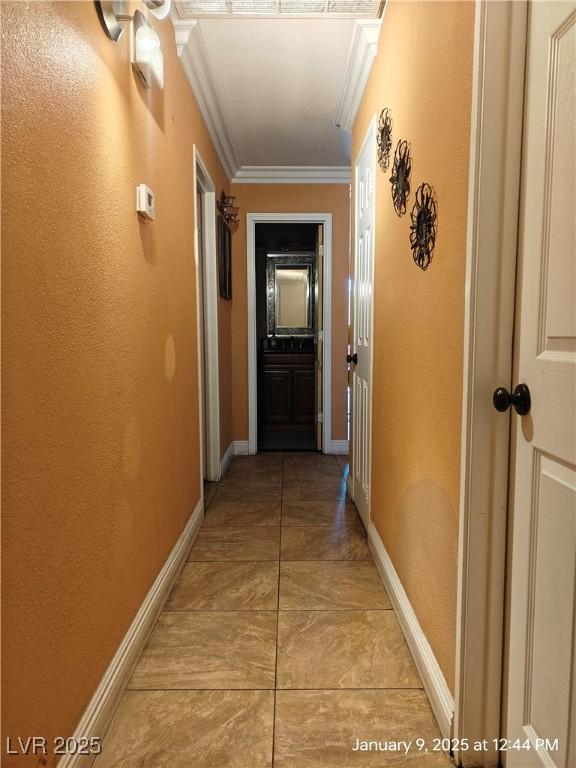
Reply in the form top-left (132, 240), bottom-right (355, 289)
top-left (173, 1), bottom-right (383, 180)
top-left (196, 18), bottom-right (355, 167)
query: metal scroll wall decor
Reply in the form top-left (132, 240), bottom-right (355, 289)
top-left (376, 108), bottom-right (393, 172)
top-left (217, 191), bottom-right (239, 226)
top-left (409, 182), bottom-right (438, 270)
top-left (389, 139), bottom-right (412, 216)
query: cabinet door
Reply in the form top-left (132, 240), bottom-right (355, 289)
top-left (263, 369), bottom-right (291, 425)
top-left (292, 368), bottom-right (315, 425)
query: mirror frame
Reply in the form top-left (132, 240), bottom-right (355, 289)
top-left (266, 252), bottom-right (315, 337)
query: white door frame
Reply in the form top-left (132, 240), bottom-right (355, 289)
top-left (246, 212), bottom-right (333, 455)
top-left (454, 1), bottom-right (528, 765)
top-left (350, 114), bottom-right (376, 524)
top-left (193, 147), bottom-right (221, 481)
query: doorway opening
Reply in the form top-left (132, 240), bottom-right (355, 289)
top-left (255, 223), bottom-right (321, 452)
top-left (247, 213), bottom-right (333, 455)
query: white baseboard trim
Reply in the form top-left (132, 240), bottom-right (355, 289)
top-left (329, 439), bottom-right (349, 455)
top-left (233, 440), bottom-right (250, 455)
top-left (58, 499), bottom-right (204, 768)
top-left (368, 522), bottom-right (455, 739)
top-left (231, 439), bottom-right (346, 456)
top-left (220, 441), bottom-right (234, 479)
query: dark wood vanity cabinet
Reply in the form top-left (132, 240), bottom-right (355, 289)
top-left (263, 368), bottom-right (292, 424)
top-left (261, 352), bottom-right (315, 428)
top-left (292, 368), bottom-right (315, 424)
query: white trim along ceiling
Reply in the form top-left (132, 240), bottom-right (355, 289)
top-left (172, 5), bottom-right (384, 182)
top-left (246, 212), bottom-right (333, 454)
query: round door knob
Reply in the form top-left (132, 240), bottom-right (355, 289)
top-left (492, 383), bottom-right (531, 416)
top-left (346, 353), bottom-right (358, 365)
top-left (493, 387), bottom-right (511, 412)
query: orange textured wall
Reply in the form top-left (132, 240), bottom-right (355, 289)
top-left (353, 0), bottom-right (474, 690)
top-left (229, 184), bottom-right (350, 443)
top-left (1, 2), bottom-right (228, 765)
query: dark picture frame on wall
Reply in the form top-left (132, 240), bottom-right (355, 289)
top-left (217, 215), bottom-right (232, 300)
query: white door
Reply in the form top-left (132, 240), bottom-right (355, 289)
top-left (351, 118), bottom-right (376, 528)
top-left (505, 3), bottom-right (576, 767)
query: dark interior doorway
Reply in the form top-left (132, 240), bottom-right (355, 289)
top-left (256, 223), bottom-right (320, 452)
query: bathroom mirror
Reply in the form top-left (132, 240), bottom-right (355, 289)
top-left (276, 268), bottom-right (309, 327)
top-left (266, 253), bottom-right (315, 336)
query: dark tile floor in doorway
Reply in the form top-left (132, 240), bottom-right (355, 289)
top-left (95, 453), bottom-right (450, 767)
top-left (258, 428), bottom-right (317, 451)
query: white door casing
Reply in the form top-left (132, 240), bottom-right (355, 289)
top-left (246, 213), bottom-right (333, 455)
top-left (193, 148), bottom-right (221, 481)
top-left (315, 224), bottom-right (324, 452)
top-left (505, 4), bottom-right (576, 767)
top-left (197, 184), bottom-right (208, 478)
top-left (351, 116), bottom-right (376, 528)
top-left (454, 3), bottom-right (528, 763)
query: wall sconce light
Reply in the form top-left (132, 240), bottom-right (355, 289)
top-left (132, 9), bottom-right (164, 89)
top-left (217, 191), bottom-right (240, 226)
top-left (96, 1), bottom-right (129, 41)
top-left (96, 0), bottom-right (171, 40)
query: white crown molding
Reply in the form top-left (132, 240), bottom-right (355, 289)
top-left (171, 17), bottom-right (197, 56)
top-left (233, 166), bottom-right (351, 184)
top-left (335, 19), bottom-right (382, 133)
top-left (173, 18), bottom-right (239, 180)
top-left (171, 15), bottom-right (358, 184)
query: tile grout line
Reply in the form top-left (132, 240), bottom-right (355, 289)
top-left (125, 686), bottom-right (426, 692)
top-left (272, 454), bottom-right (285, 767)
top-left (188, 559), bottom-right (373, 563)
top-left (107, 454), bottom-right (410, 767)
top-left (187, 560), bottom-right (282, 563)
top-left (176, 456), bottom-right (364, 768)
top-left (206, 458), bottom-right (285, 768)
top-left (164, 608), bottom-right (394, 613)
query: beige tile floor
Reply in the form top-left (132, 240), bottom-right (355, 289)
top-left (96, 453), bottom-right (450, 768)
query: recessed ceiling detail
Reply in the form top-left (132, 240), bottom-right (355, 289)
top-left (176, 0), bottom-right (383, 18)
